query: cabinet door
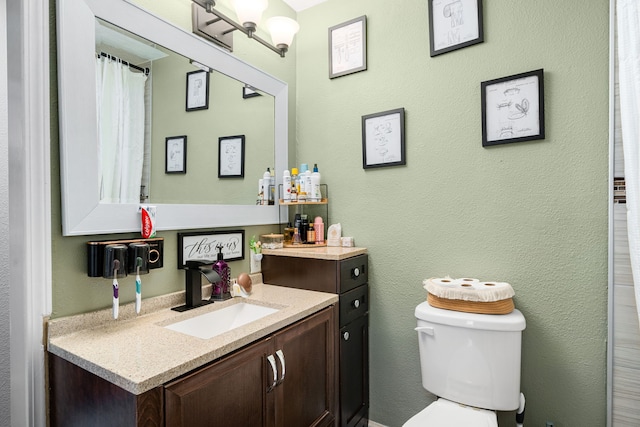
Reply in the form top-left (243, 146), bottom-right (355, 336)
top-left (165, 338), bottom-right (275, 427)
top-left (340, 314), bottom-right (369, 427)
top-left (273, 306), bottom-right (336, 427)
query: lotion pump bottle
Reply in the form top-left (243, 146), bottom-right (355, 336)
top-left (211, 244), bottom-right (230, 300)
top-left (282, 169), bottom-right (291, 202)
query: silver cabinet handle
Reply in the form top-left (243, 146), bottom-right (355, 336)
top-left (353, 299), bottom-right (360, 308)
top-left (275, 349), bottom-right (286, 384)
top-left (343, 331), bottom-right (350, 341)
top-left (267, 354), bottom-right (278, 392)
top-left (353, 267), bottom-right (360, 277)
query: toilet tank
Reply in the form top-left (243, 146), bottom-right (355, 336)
top-left (414, 302), bottom-right (526, 411)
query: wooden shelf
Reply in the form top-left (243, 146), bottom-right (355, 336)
top-left (279, 198), bottom-right (328, 205)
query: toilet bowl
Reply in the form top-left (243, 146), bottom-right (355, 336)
top-left (403, 398), bottom-right (497, 427)
top-left (403, 301), bottom-right (526, 426)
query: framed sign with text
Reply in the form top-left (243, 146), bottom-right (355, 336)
top-left (177, 230), bottom-right (245, 268)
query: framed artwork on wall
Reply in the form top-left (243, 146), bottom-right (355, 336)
top-left (165, 135), bottom-right (187, 174)
top-left (218, 135), bottom-right (245, 178)
top-left (329, 15), bottom-right (367, 79)
top-left (361, 108), bottom-right (406, 169)
top-left (481, 68), bottom-right (545, 147)
top-left (185, 69), bottom-right (209, 111)
top-left (428, 0), bottom-right (484, 57)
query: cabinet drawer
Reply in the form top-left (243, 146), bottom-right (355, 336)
top-left (339, 255), bottom-right (368, 293)
top-left (340, 284), bottom-right (368, 327)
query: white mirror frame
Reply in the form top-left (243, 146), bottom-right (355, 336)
top-left (57, 0), bottom-right (287, 236)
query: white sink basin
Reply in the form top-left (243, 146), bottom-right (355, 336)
top-left (165, 303), bottom-right (280, 340)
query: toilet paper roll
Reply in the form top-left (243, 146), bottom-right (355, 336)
top-left (423, 277), bottom-right (514, 302)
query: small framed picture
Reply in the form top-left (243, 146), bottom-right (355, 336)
top-left (362, 108), bottom-right (406, 169)
top-left (481, 69), bottom-right (545, 147)
top-left (242, 85), bottom-right (261, 99)
top-left (218, 135), bottom-right (245, 178)
top-left (185, 69), bottom-right (209, 111)
top-left (329, 15), bottom-right (367, 79)
top-left (165, 135), bottom-right (187, 174)
top-left (428, 0), bottom-right (484, 57)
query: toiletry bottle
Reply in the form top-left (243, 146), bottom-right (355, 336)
top-left (269, 167), bottom-right (275, 205)
top-left (314, 216), bottom-right (324, 244)
top-left (290, 168), bottom-right (298, 201)
top-left (212, 244), bottom-right (230, 298)
top-left (262, 168), bottom-right (271, 205)
top-left (299, 163), bottom-right (309, 194)
top-left (282, 169), bottom-right (291, 202)
top-left (311, 163), bottom-right (321, 202)
top-left (300, 214), bottom-right (309, 243)
top-left (304, 170), bottom-right (312, 197)
top-left (258, 178), bottom-right (264, 205)
top-left (307, 223), bottom-right (315, 243)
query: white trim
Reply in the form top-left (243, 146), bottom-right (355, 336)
top-left (368, 421), bottom-right (389, 427)
top-left (7, 0), bottom-right (51, 425)
top-left (607, 0), bottom-right (615, 425)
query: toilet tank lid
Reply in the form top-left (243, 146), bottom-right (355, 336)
top-left (415, 301), bottom-right (526, 331)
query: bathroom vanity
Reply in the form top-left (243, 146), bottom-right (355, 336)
top-left (261, 247), bottom-right (369, 427)
top-left (47, 283), bottom-right (338, 427)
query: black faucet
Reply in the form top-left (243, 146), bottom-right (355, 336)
top-left (172, 260), bottom-right (221, 312)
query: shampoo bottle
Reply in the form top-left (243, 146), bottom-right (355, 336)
top-left (283, 169), bottom-right (291, 202)
top-left (211, 244), bottom-right (230, 300)
top-left (311, 164), bottom-right (321, 202)
top-left (262, 168), bottom-right (271, 205)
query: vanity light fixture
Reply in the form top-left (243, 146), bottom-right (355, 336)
top-left (191, 0), bottom-right (299, 57)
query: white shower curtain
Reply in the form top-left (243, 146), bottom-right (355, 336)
top-left (96, 56), bottom-right (148, 204)
top-left (617, 0), bottom-right (640, 321)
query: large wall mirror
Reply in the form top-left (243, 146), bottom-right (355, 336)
top-left (57, 0), bottom-right (287, 235)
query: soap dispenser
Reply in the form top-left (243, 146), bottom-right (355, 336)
top-left (211, 244), bottom-right (231, 301)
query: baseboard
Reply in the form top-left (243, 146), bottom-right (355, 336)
top-left (369, 421), bottom-right (388, 427)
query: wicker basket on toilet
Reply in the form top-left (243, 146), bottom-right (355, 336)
top-left (423, 277), bottom-right (515, 314)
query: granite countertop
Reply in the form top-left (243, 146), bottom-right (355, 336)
top-left (47, 277), bottom-right (338, 395)
top-left (262, 246), bottom-right (367, 260)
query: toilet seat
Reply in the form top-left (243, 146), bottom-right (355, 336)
top-left (403, 398), bottom-right (497, 427)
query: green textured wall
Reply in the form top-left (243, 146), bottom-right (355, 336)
top-left (50, 0), bottom-right (610, 425)
top-left (294, 1), bottom-right (609, 426)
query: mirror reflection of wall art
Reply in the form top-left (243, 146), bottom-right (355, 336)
top-left (242, 85), bottom-right (261, 99)
top-left (428, 0), bottom-right (483, 57)
top-left (165, 135), bottom-right (187, 174)
top-left (481, 68), bottom-right (545, 147)
top-left (329, 15), bottom-right (367, 79)
top-left (218, 135), bottom-right (245, 178)
top-left (185, 69), bottom-right (210, 111)
top-left (362, 108), bottom-right (406, 169)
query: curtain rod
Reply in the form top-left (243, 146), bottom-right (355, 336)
top-left (98, 52), bottom-right (150, 76)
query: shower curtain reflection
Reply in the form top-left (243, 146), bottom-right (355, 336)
top-left (96, 55), bottom-right (148, 203)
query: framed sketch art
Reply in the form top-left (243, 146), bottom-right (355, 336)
top-left (218, 135), bottom-right (245, 178)
top-left (428, 0), bottom-right (484, 57)
top-left (362, 108), bottom-right (406, 169)
top-left (165, 135), bottom-right (187, 174)
top-left (481, 69), bottom-right (545, 147)
top-left (329, 15), bottom-right (367, 79)
top-left (185, 69), bottom-right (209, 111)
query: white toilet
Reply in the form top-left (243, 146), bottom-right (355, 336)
top-left (403, 301), bottom-right (526, 426)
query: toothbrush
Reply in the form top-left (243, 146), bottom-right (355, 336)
top-left (135, 257), bottom-right (142, 314)
top-left (112, 259), bottom-right (120, 320)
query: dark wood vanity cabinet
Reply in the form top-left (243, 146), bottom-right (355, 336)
top-left (49, 305), bottom-right (336, 427)
top-left (262, 253), bottom-right (369, 427)
top-left (165, 306), bottom-right (337, 427)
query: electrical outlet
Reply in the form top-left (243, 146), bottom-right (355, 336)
top-left (546, 422), bottom-right (555, 427)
